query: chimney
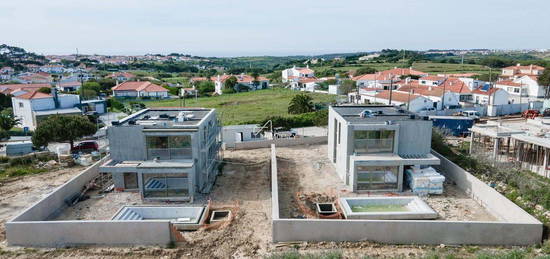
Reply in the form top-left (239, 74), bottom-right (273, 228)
top-left (115, 80), bottom-right (119, 86)
top-left (306, 64), bottom-right (309, 69)
top-left (516, 63), bottom-right (521, 67)
top-left (405, 77), bottom-right (411, 84)
top-left (530, 64), bottom-right (533, 74)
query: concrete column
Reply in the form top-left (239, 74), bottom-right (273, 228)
top-left (493, 138), bottom-right (499, 160)
top-left (469, 132), bottom-right (474, 154)
top-left (544, 148), bottom-right (548, 178)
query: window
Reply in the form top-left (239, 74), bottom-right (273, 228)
top-left (354, 130), bottom-right (394, 154)
top-left (19, 102), bottom-right (23, 108)
top-left (123, 172), bottom-right (138, 189)
top-left (514, 88), bottom-right (520, 93)
top-left (142, 173), bottom-right (189, 199)
top-left (146, 135), bottom-right (192, 160)
top-left (356, 165), bottom-right (399, 190)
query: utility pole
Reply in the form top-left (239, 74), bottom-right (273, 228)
top-left (388, 74), bottom-right (393, 105)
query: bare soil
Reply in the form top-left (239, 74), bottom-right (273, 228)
top-left (0, 145), bottom-right (518, 258)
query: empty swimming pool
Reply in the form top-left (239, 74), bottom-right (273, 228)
top-left (339, 196), bottom-right (438, 220)
top-left (112, 206), bottom-right (206, 230)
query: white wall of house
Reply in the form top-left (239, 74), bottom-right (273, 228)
top-left (518, 76), bottom-right (545, 98)
top-left (113, 90), bottom-right (139, 97)
top-left (473, 90), bottom-right (509, 105)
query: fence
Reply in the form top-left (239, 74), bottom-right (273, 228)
top-left (232, 136), bottom-right (327, 150)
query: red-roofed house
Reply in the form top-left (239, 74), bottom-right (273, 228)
top-left (11, 90), bottom-right (82, 130)
top-left (501, 64), bottom-right (545, 79)
top-left (0, 83), bottom-right (52, 96)
top-left (396, 84), bottom-right (460, 110)
top-left (112, 81), bottom-right (169, 98)
top-left (106, 72), bottom-right (136, 82)
top-left (350, 90), bottom-right (433, 112)
top-left (213, 74), bottom-right (269, 95)
top-left (352, 67), bottom-right (428, 90)
top-left (471, 87), bottom-right (509, 105)
top-left (282, 65), bottom-right (315, 82)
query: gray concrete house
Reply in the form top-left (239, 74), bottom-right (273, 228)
top-left (328, 105), bottom-right (440, 192)
top-left (100, 107), bottom-right (221, 202)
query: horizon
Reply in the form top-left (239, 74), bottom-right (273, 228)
top-left (2, 0), bottom-right (550, 57)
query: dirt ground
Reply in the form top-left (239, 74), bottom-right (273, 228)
top-left (276, 145), bottom-right (495, 221)
top-left (0, 145), bottom-right (525, 258)
top-left (0, 165), bottom-right (84, 242)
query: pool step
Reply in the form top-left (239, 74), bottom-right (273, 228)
top-left (118, 209), bottom-right (143, 220)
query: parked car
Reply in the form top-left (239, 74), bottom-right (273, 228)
top-left (71, 141), bottom-right (99, 153)
top-left (460, 110), bottom-right (481, 120)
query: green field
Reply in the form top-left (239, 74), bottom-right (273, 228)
top-left (312, 62), bottom-right (495, 75)
top-left (132, 88), bottom-right (337, 125)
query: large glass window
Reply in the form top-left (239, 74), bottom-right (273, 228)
top-left (142, 173), bottom-right (189, 199)
top-left (354, 130), bottom-right (394, 154)
top-left (146, 135), bottom-right (192, 160)
top-left (356, 165), bottom-right (399, 190)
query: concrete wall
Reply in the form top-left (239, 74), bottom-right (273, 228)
top-left (6, 221), bottom-right (171, 247)
top-left (271, 145), bottom-right (543, 245)
top-left (6, 155), bottom-right (174, 247)
top-left (108, 126), bottom-right (147, 161)
top-left (11, 156), bottom-right (109, 222)
top-left (272, 219), bottom-right (540, 245)
top-left (432, 151), bottom-right (540, 223)
top-left (271, 144), bottom-right (280, 220)
top-left (232, 136), bottom-right (326, 150)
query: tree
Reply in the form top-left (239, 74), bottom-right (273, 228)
top-left (0, 93), bottom-right (12, 109)
top-left (37, 87), bottom-right (51, 94)
top-left (197, 80), bottom-right (215, 95)
top-left (539, 69), bottom-right (550, 98)
top-left (288, 94), bottom-right (314, 114)
top-left (32, 115), bottom-right (97, 148)
top-left (0, 113), bottom-right (19, 131)
top-left (223, 76), bottom-right (238, 94)
top-left (251, 72), bottom-right (260, 89)
top-left (355, 67), bottom-right (376, 75)
top-left (339, 80), bottom-right (357, 94)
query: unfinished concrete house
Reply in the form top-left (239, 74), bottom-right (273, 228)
top-left (469, 117), bottom-right (550, 178)
top-left (328, 105), bottom-right (440, 192)
top-left (100, 107), bottom-right (221, 202)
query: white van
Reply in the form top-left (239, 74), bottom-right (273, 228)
top-left (461, 110), bottom-right (481, 119)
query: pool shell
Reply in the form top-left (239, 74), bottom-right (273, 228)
top-left (112, 206), bottom-right (207, 230)
top-left (339, 196), bottom-right (438, 220)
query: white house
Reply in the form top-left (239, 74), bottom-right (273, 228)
top-left (282, 66), bottom-right (315, 82)
top-left (106, 72), bottom-right (136, 82)
top-left (501, 64), bottom-right (545, 79)
top-left (11, 90), bottom-right (82, 130)
top-left (111, 81), bottom-right (169, 98)
top-left (495, 75), bottom-right (546, 98)
top-left (350, 90), bottom-right (433, 113)
top-left (213, 74), bottom-right (269, 95)
top-left (39, 64), bottom-right (64, 74)
top-left (57, 81), bottom-right (82, 92)
top-left (471, 87), bottom-right (509, 105)
top-left (397, 85), bottom-right (460, 110)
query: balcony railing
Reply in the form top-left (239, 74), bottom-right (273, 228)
top-left (147, 148), bottom-right (192, 160)
top-left (354, 138), bottom-right (393, 154)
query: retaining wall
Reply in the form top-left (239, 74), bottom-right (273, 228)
top-left (233, 136), bottom-right (326, 150)
top-left (6, 156), bottom-right (173, 247)
top-left (6, 221), bottom-right (171, 247)
top-left (271, 147), bottom-right (543, 245)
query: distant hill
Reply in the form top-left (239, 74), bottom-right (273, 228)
top-left (0, 44), bottom-right (47, 70)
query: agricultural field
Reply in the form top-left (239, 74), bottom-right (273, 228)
top-left (311, 62), bottom-right (495, 75)
top-left (130, 88), bottom-right (337, 125)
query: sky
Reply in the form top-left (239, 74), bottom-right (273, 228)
top-left (1, 0), bottom-right (549, 57)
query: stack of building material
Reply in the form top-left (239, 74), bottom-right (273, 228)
top-left (405, 166), bottom-right (445, 195)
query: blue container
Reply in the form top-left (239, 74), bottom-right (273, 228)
top-left (429, 116), bottom-right (474, 136)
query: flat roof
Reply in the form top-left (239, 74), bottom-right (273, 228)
top-left (115, 108), bottom-right (214, 127)
top-left (331, 105), bottom-right (423, 124)
top-left (34, 107), bottom-right (82, 116)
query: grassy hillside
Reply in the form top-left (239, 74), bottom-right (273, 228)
top-left (311, 62), bottom-right (494, 76)
top-left (132, 88), bottom-right (337, 125)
